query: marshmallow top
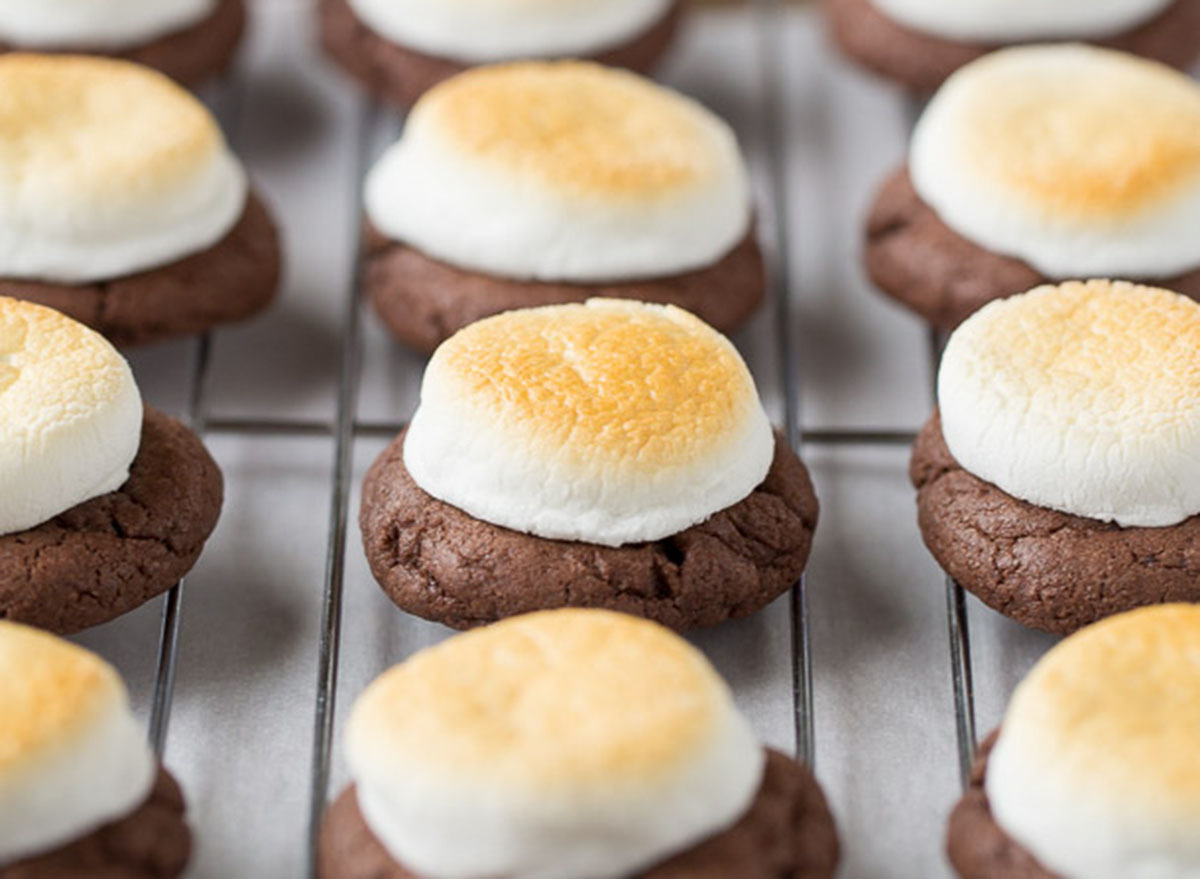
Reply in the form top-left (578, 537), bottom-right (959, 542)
top-left (346, 609), bottom-right (764, 879)
top-left (0, 621), bottom-right (156, 863)
top-left (988, 604), bottom-right (1200, 879)
top-left (0, 54), bottom-right (248, 284)
top-left (0, 297), bottom-right (143, 536)
top-left (404, 299), bottom-right (774, 546)
top-left (0, 0), bottom-right (216, 50)
top-left (365, 61), bottom-right (751, 282)
top-left (911, 45), bottom-right (1200, 279)
top-left (870, 0), bottom-right (1172, 41)
top-left (939, 280), bottom-right (1200, 527)
top-left (346, 0), bottom-right (672, 63)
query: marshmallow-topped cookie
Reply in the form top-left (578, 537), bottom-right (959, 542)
top-left (870, 0), bottom-right (1173, 41)
top-left (0, 298), bottom-right (142, 536)
top-left (346, 609), bottom-right (764, 879)
top-left (0, 621), bottom-right (155, 863)
top-left (938, 280), bottom-right (1200, 527)
top-left (987, 604), bottom-right (1200, 879)
top-left (347, 0), bottom-right (672, 63)
top-left (366, 61), bottom-right (750, 283)
top-left (0, 0), bottom-right (216, 50)
top-left (404, 299), bottom-right (774, 546)
top-left (0, 54), bottom-right (247, 284)
top-left (911, 45), bottom-right (1200, 279)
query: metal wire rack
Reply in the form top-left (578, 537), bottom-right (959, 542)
top-left (128, 4), bottom-right (984, 876)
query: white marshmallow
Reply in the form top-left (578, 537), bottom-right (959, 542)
top-left (0, 622), bottom-right (156, 863)
top-left (0, 54), bottom-right (248, 285)
top-left (938, 280), bottom-right (1200, 527)
top-left (0, 0), bottom-right (216, 50)
top-left (346, 609), bottom-right (765, 879)
top-left (870, 0), bottom-right (1172, 42)
top-left (404, 299), bottom-right (775, 547)
top-left (0, 298), bottom-right (143, 536)
top-left (365, 61), bottom-right (751, 283)
top-left (910, 45), bottom-right (1200, 280)
top-left (987, 604), bottom-right (1200, 879)
top-left (347, 0), bottom-right (672, 63)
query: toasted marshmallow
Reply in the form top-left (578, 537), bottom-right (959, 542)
top-left (987, 604), bottom-right (1200, 879)
top-left (347, 0), bottom-right (672, 63)
top-left (365, 61), bottom-right (751, 283)
top-left (0, 298), bottom-right (143, 536)
top-left (0, 54), bottom-right (247, 284)
top-left (346, 609), bottom-right (764, 879)
top-left (911, 45), bottom-right (1200, 280)
top-left (938, 280), bottom-right (1200, 527)
top-left (0, 0), bottom-right (216, 50)
top-left (404, 299), bottom-right (774, 546)
top-left (870, 0), bottom-right (1172, 41)
top-left (0, 621), bottom-right (156, 863)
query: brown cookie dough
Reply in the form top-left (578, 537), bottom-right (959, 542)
top-left (825, 0), bottom-right (1200, 93)
top-left (319, 0), bottom-right (681, 109)
top-left (946, 733), bottom-right (1060, 879)
top-left (910, 412), bottom-right (1200, 635)
top-left (865, 169), bottom-right (1200, 329)
top-left (0, 0), bottom-right (246, 88)
top-left (364, 224), bottom-right (766, 354)
top-left (0, 766), bottom-right (192, 879)
top-left (0, 192), bottom-right (281, 348)
top-left (360, 430), bottom-right (818, 631)
top-left (319, 749), bottom-right (840, 879)
top-left (0, 407), bottom-right (223, 635)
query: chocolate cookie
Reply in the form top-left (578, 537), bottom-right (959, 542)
top-left (318, 0), bottom-right (681, 108)
top-left (825, 0), bottom-right (1200, 93)
top-left (360, 430), bottom-right (818, 631)
top-left (0, 192), bottom-right (281, 347)
top-left (0, 0), bottom-right (245, 88)
top-left (320, 749), bottom-right (839, 879)
top-left (866, 170), bottom-right (1200, 329)
top-left (0, 767), bottom-right (192, 879)
top-left (946, 733), bottom-right (1059, 879)
top-left (0, 407), bottom-right (223, 635)
top-left (910, 412), bottom-right (1200, 635)
top-left (364, 224), bottom-right (766, 354)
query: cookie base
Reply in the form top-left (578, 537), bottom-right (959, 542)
top-left (911, 412), bottom-right (1200, 635)
top-left (825, 0), bottom-right (1200, 92)
top-left (0, 192), bottom-right (281, 347)
top-left (318, 0), bottom-right (682, 108)
top-left (0, 0), bottom-right (246, 88)
top-left (319, 749), bottom-right (839, 879)
top-left (865, 169), bottom-right (1200, 329)
top-left (360, 430), bottom-right (818, 631)
top-left (0, 767), bottom-right (191, 879)
top-left (0, 407), bottom-right (223, 635)
top-left (364, 224), bottom-right (766, 354)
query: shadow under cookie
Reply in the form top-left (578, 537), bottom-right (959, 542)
top-left (360, 430), bottom-right (818, 631)
top-left (0, 408), bottom-right (223, 635)
top-left (364, 225), bottom-right (766, 354)
top-left (318, 0), bottom-right (682, 109)
top-left (319, 749), bottom-right (839, 879)
top-left (865, 170), bottom-right (1200, 329)
top-left (824, 0), bottom-right (1200, 93)
top-left (0, 767), bottom-right (192, 879)
top-left (0, 193), bottom-right (281, 348)
top-left (0, 0), bottom-right (246, 88)
top-left (910, 412), bottom-right (1200, 635)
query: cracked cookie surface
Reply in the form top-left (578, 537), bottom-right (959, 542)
top-left (911, 412), bottom-right (1200, 635)
top-left (320, 749), bottom-right (839, 879)
top-left (0, 407), bottom-right (223, 634)
top-left (0, 193), bottom-right (280, 347)
top-left (360, 429), bottom-right (817, 630)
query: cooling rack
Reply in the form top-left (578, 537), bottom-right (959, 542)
top-left (70, 1), bottom-right (1068, 876)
